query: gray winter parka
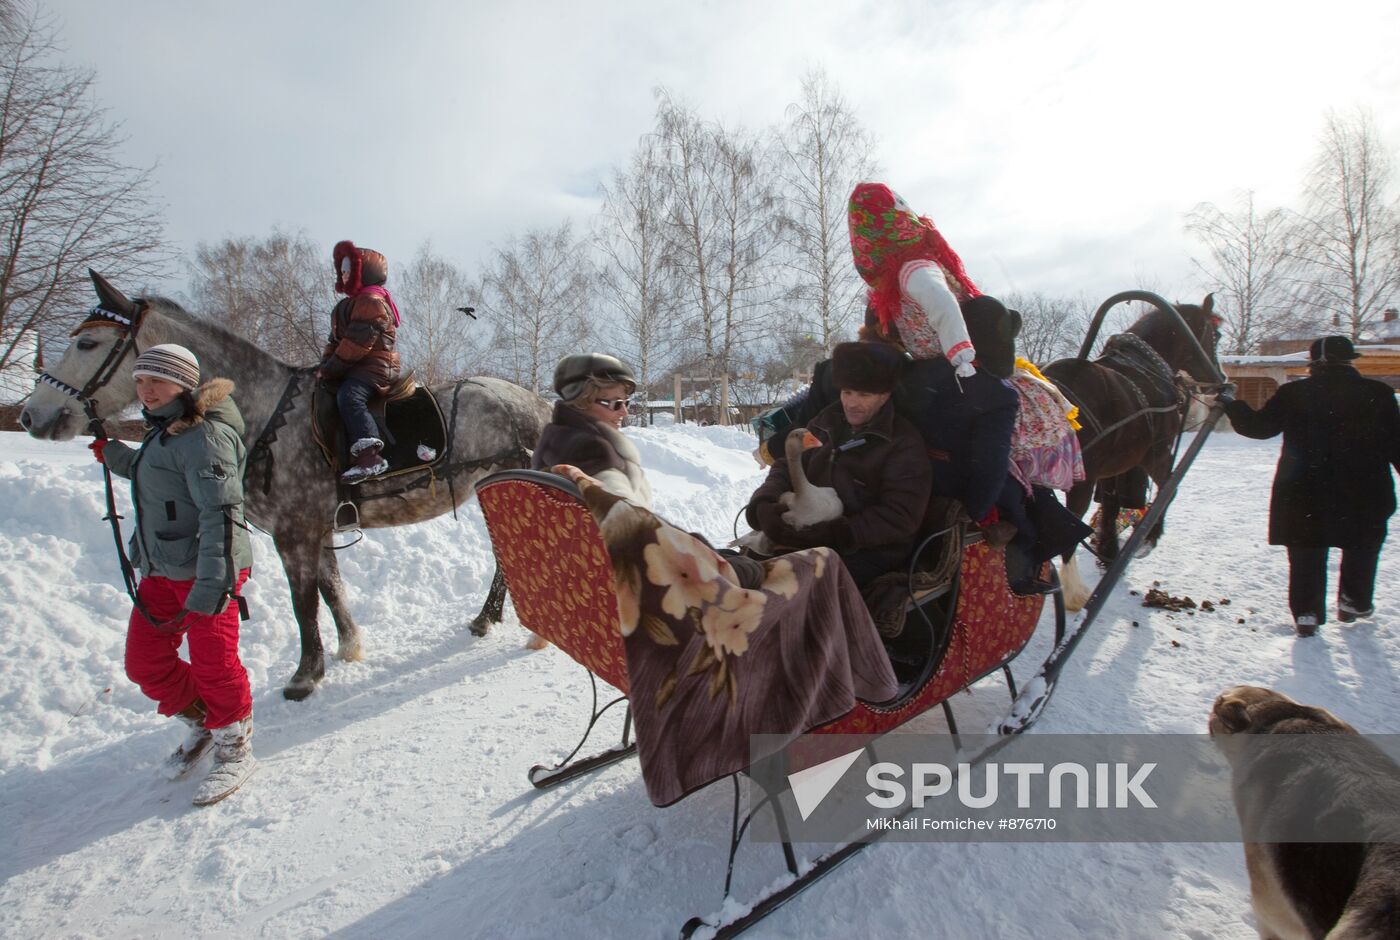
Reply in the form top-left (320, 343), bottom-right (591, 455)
top-left (103, 379), bottom-right (254, 614)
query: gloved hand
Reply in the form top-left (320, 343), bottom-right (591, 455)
top-left (779, 516), bottom-right (855, 552)
top-left (752, 500), bottom-right (785, 538)
top-left (146, 608), bottom-right (208, 635)
top-left (88, 439), bottom-right (107, 464)
top-left (950, 346), bottom-right (977, 378)
top-left (316, 356), bottom-right (348, 381)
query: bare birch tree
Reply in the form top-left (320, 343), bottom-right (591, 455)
top-left (1, 3), bottom-right (168, 373)
top-left (595, 134), bottom-right (677, 416)
top-left (704, 119), bottom-right (781, 416)
top-left (654, 90), bottom-right (722, 412)
top-left (186, 229), bottom-right (331, 363)
top-left (1002, 291), bottom-right (1089, 366)
top-left (654, 89), bottom-right (785, 422)
top-left (1288, 108), bottom-right (1400, 341)
top-left (479, 221), bottom-right (593, 395)
top-left (393, 242), bottom-right (482, 386)
top-left (775, 68), bottom-right (877, 353)
top-left (1185, 191), bottom-right (1296, 353)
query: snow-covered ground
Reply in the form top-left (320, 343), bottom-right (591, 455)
top-left (2, 424), bottom-right (1397, 939)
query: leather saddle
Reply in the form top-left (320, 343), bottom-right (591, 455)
top-left (311, 371), bottom-right (448, 479)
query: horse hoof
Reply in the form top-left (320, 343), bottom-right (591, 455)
top-left (469, 618), bottom-right (491, 637)
top-left (337, 639), bottom-right (364, 662)
top-left (283, 681), bottom-right (316, 701)
top-left (283, 661), bottom-right (325, 701)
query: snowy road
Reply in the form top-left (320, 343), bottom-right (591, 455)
top-left (1, 426), bottom-right (1396, 939)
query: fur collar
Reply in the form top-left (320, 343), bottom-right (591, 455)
top-left (165, 378), bottom-right (235, 436)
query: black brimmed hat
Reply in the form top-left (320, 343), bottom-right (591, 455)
top-left (1309, 335), bottom-right (1360, 362)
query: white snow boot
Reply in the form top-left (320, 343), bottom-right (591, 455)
top-left (341, 437), bottom-right (388, 484)
top-left (192, 715), bottom-right (256, 807)
top-left (163, 699), bottom-right (213, 781)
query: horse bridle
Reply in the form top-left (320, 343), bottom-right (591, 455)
top-left (37, 302), bottom-right (147, 436)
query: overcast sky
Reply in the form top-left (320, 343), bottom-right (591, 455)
top-left (41, 0), bottom-right (1400, 314)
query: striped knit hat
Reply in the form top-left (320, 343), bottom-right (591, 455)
top-left (132, 344), bottom-right (201, 390)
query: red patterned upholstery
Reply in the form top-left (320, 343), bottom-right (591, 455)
top-left (814, 541), bottom-right (1045, 737)
top-left (477, 474), bottom-right (630, 692)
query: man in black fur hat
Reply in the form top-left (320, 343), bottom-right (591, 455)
top-left (745, 342), bottom-right (932, 588)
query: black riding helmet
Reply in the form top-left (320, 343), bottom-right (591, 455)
top-left (553, 353), bottom-right (637, 401)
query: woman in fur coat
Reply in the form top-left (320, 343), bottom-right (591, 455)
top-left (532, 353), bottom-right (652, 508)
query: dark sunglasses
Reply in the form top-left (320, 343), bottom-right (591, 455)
top-left (595, 397), bottom-right (630, 412)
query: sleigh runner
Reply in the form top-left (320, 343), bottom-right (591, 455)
top-left (477, 467), bottom-right (1061, 935)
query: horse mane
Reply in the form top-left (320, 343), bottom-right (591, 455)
top-left (139, 296), bottom-right (297, 368)
top-left (1125, 299), bottom-right (1218, 379)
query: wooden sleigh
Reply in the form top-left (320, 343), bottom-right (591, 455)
top-left (476, 469), bottom-right (1064, 937)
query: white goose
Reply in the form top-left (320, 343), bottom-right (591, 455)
top-left (731, 427), bottom-right (845, 554)
top-left (777, 427), bottom-right (844, 527)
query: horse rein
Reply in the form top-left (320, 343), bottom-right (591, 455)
top-left (35, 303), bottom-right (194, 628)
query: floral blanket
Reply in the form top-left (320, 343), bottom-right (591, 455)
top-left (563, 467), bottom-right (899, 807)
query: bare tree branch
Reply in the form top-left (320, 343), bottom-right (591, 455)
top-left (185, 229), bottom-right (331, 364)
top-left (0, 2), bottom-right (170, 372)
top-left (394, 241), bottom-right (483, 386)
top-left (1286, 107), bottom-right (1400, 340)
top-left (775, 67), bottom-right (878, 353)
top-left (594, 134), bottom-right (678, 413)
top-left (478, 221), bottom-right (593, 395)
top-left (1185, 191), bottom-right (1297, 353)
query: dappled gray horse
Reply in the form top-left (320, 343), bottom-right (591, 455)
top-left (21, 272), bottom-right (549, 700)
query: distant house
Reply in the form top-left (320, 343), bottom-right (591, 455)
top-left (1230, 308), bottom-right (1400, 407)
top-left (1365, 307), bottom-right (1400, 346)
top-left (1222, 344), bottom-right (1400, 411)
top-left (1258, 307), bottom-right (1400, 356)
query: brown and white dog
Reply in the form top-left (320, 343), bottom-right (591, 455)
top-left (1209, 685), bottom-right (1400, 939)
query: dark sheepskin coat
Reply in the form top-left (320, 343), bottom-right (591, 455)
top-left (1227, 363), bottom-right (1400, 547)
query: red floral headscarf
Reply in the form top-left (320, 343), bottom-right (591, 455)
top-left (848, 182), bottom-right (980, 331)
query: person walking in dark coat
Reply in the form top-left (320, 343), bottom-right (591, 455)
top-left (746, 342), bottom-right (933, 588)
top-left (1225, 336), bottom-right (1400, 636)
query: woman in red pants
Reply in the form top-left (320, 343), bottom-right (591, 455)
top-left (91, 343), bottom-right (256, 805)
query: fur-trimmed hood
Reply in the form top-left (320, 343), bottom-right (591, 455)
top-left (163, 378), bottom-right (244, 438)
top-left (105, 377), bottom-right (251, 611)
top-left (334, 240), bottom-right (389, 295)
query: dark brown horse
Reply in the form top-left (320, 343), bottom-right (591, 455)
top-left (1043, 294), bottom-right (1222, 610)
